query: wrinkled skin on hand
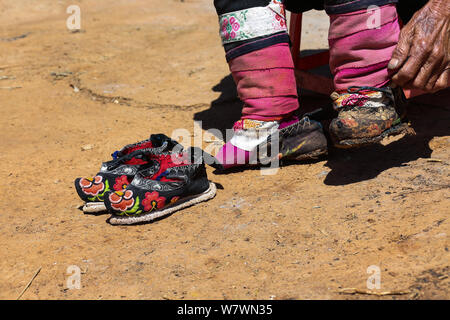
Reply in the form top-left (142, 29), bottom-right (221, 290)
top-left (389, 0), bottom-right (450, 92)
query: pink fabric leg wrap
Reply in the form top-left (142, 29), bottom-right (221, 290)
top-left (229, 43), bottom-right (299, 120)
top-left (214, 116), bottom-right (299, 169)
top-left (328, 4), bottom-right (400, 91)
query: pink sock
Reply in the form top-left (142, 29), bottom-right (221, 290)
top-left (328, 4), bottom-right (401, 91)
top-left (229, 43), bottom-right (299, 120)
top-left (214, 116), bottom-right (299, 170)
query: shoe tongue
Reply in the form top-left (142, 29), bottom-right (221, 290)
top-left (111, 149), bottom-right (150, 167)
top-left (123, 153), bottom-right (150, 165)
top-left (104, 149), bottom-right (151, 171)
top-left (118, 139), bottom-right (155, 157)
top-left (113, 134), bottom-right (179, 159)
top-left (141, 151), bottom-right (192, 181)
top-left (149, 134), bottom-right (170, 147)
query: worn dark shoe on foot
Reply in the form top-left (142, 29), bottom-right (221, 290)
top-left (105, 148), bottom-right (216, 225)
top-left (329, 86), bottom-right (411, 148)
top-left (75, 134), bottom-right (180, 213)
top-left (214, 116), bottom-right (328, 170)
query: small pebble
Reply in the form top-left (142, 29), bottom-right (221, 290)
top-left (317, 170), bottom-right (329, 177)
top-left (81, 144), bottom-right (94, 151)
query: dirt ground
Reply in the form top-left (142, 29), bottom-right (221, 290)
top-left (0, 0), bottom-right (449, 300)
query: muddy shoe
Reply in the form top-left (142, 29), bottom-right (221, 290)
top-left (75, 134), bottom-right (180, 213)
top-left (105, 148), bottom-right (216, 225)
top-left (214, 116), bottom-right (328, 171)
top-left (329, 86), bottom-right (412, 148)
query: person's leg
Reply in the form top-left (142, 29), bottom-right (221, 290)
top-left (327, 0), bottom-right (400, 90)
top-left (214, 0), bottom-right (298, 121)
top-left (324, 0), bottom-right (411, 147)
top-left (213, 0), bottom-right (327, 169)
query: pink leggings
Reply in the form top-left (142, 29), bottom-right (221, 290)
top-left (229, 4), bottom-right (400, 120)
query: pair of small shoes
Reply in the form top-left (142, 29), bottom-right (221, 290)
top-left (105, 147), bottom-right (216, 225)
top-left (75, 134), bottom-right (179, 213)
top-left (74, 134), bottom-right (216, 225)
top-left (214, 115), bottom-right (328, 171)
top-left (329, 85), bottom-right (413, 148)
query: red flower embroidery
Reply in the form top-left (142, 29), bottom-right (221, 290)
top-left (366, 123), bottom-right (381, 135)
top-left (113, 175), bottom-right (130, 191)
top-left (274, 1), bottom-right (286, 27)
top-left (109, 189), bottom-right (134, 211)
top-left (275, 14), bottom-right (286, 27)
top-left (222, 16), bottom-right (240, 41)
top-left (342, 94), bottom-right (369, 107)
top-left (230, 17), bottom-right (240, 32)
top-left (142, 191), bottom-right (166, 212)
top-left (79, 175), bottom-right (104, 196)
top-left (233, 120), bottom-right (244, 131)
top-left (340, 118), bottom-right (359, 128)
top-left (170, 196), bottom-right (180, 204)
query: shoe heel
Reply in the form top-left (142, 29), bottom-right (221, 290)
top-left (282, 128), bottom-right (328, 161)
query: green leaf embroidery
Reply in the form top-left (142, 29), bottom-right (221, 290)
top-left (125, 196), bottom-right (140, 216)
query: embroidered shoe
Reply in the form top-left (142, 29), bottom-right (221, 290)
top-left (104, 148), bottom-right (216, 225)
top-left (75, 134), bottom-right (180, 213)
top-left (329, 86), bottom-right (412, 148)
top-left (214, 116), bottom-right (328, 170)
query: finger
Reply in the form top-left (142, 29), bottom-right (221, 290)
top-left (392, 39), bottom-right (433, 86)
top-left (432, 68), bottom-right (450, 92)
top-left (424, 60), bottom-right (447, 92)
top-left (424, 69), bottom-right (442, 92)
top-left (414, 49), bottom-right (444, 90)
top-left (392, 56), bottom-right (425, 87)
top-left (388, 27), bottom-right (414, 70)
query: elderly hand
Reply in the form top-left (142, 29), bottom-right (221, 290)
top-left (388, 0), bottom-right (450, 92)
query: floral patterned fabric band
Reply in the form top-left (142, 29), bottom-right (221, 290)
top-left (219, 0), bottom-right (287, 44)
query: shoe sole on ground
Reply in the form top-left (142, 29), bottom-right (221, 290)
top-left (269, 123), bottom-right (328, 162)
top-left (285, 148), bottom-right (328, 161)
top-left (108, 182), bottom-right (217, 225)
top-left (82, 202), bottom-right (107, 213)
top-left (333, 122), bottom-right (415, 149)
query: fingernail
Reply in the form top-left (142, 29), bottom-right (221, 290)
top-left (388, 59), bottom-right (399, 69)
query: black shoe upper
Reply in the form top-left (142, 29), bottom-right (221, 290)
top-left (75, 134), bottom-right (181, 203)
top-left (103, 147), bottom-right (210, 216)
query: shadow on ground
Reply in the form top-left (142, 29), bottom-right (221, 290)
top-left (195, 75), bottom-right (449, 185)
top-left (193, 74), bottom-right (331, 139)
top-left (193, 74), bottom-right (241, 138)
top-left (324, 91), bottom-right (450, 185)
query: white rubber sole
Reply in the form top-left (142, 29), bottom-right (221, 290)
top-left (108, 182), bottom-right (217, 225)
top-left (83, 202), bottom-right (107, 213)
